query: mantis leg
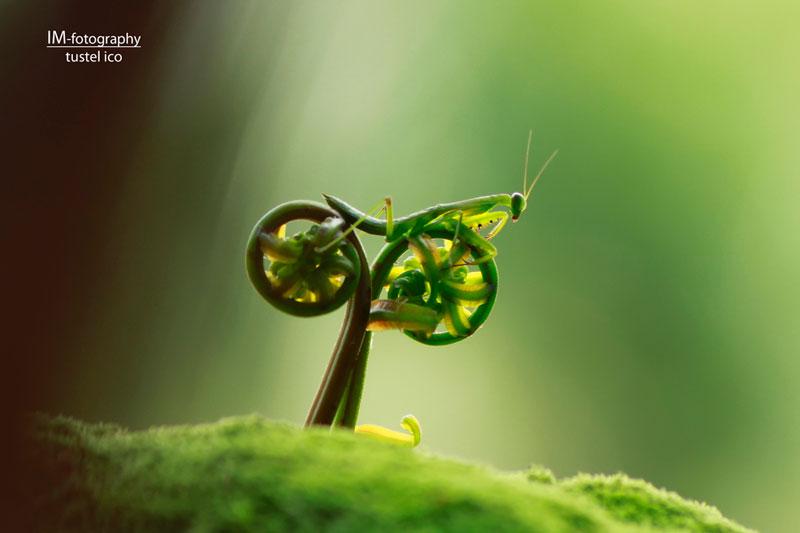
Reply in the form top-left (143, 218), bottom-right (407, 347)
top-left (444, 211), bottom-right (473, 268)
top-left (385, 197), bottom-right (394, 240)
top-left (452, 211), bottom-right (464, 246)
top-left (441, 210), bottom-right (509, 266)
top-left (486, 211), bottom-right (509, 239)
top-left (317, 198), bottom-right (388, 253)
top-left (453, 230), bottom-right (497, 266)
top-left (426, 203), bottom-right (488, 229)
top-left (447, 214), bottom-right (501, 267)
top-left (461, 210), bottom-right (509, 240)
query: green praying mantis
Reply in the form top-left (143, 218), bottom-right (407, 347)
top-left (246, 132), bottom-right (556, 447)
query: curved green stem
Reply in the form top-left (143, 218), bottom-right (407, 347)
top-left (303, 213), bottom-right (371, 427)
top-left (336, 331), bottom-right (372, 428)
top-left (334, 237), bottom-right (418, 426)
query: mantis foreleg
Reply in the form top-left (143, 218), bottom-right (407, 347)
top-left (437, 210), bottom-right (508, 267)
top-left (461, 210), bottom-right (509, 240)
top-left (452, 211), bottom-right (464, 248)
top-left (486, 212), bottom-right (509, 239)
top-left (385, 197), bottom-right (394, 239)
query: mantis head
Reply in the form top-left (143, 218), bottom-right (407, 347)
top-left (511, 192), bottom-right (526, 221)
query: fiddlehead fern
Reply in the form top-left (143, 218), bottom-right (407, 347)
top-left (246, 201), bottom-right (362, 317)
top-left (369, 224), bottom-right (498, 346)
top-left (246, 201), bottom-right (371, 428)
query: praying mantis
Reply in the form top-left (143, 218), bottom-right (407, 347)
top-left (320, 131), bottom-right (558, 262)
top-left (246, 132), bottom-right (556, 447)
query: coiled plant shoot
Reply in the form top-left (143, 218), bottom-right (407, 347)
top-left (246, 133), bottom-right (556, 446)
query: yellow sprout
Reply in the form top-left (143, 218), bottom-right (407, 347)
top-left (355, 415), bottom-right (421, 447)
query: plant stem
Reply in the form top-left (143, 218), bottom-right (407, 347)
top-left (335, 238), bottom-right (408, 427)
top-left (337, 331), bottom-right (372, 428)
top-left (304, 223), bottom-right (371, 427)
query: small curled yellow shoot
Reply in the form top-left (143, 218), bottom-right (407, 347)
top-left (355, 415), bottom-right (421, 447)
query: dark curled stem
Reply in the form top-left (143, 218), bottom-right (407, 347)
top-left (304, 253), bottom-right (370, 427)
top-left (245, 201), bottom-right (371, 428)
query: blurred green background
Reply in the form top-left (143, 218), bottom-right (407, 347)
top-left (48, 2), bottom-right (798, 531)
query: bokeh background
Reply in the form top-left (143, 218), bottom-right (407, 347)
top-left (7, 2), bottom-right (799, 531)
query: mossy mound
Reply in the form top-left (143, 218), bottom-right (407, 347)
top-left (27, 415), bottom-right (752, 532)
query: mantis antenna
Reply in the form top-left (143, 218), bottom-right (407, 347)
top-left (523, 130), bottom-right (533, 194)
top-left (525, 148), bottom-right (559, 201)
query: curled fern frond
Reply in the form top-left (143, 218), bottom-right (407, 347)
top-left (246, 202), bottom-right (362, 317)
top-left (370, 226), bottom-right (498, 346)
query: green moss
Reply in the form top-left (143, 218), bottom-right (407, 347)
top-left (27, 415), bottom-right (753, 532)
top-left (526, 465), bottom-right (557, 485)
